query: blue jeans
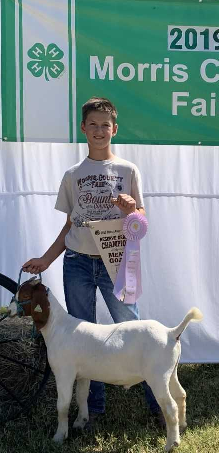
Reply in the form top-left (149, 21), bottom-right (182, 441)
top-left (63, 248), bottom-right (160, 414)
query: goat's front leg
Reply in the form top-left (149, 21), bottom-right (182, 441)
top-left (53, 371), bottom-right (76, 443)
top-left (73, 378), bottom-right (90, 429)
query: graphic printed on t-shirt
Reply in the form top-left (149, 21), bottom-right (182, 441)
top-left (73, 172), bottom-right (124, 226)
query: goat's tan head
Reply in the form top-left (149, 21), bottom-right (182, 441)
top-left (9, 279), bottom-right (50, 331)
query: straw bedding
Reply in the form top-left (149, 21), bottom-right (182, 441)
top-left (0, 316), bottom-right (48, 421)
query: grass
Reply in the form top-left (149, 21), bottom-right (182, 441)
top-left (0, 363), bottom-right (219, 453)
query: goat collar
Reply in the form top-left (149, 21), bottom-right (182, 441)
top-left (11, 294), bottom-right (32, 318)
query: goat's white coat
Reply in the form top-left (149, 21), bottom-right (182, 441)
top-left (10, 286), bottom-right (203, 452)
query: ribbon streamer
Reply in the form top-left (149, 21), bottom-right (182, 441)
top-left (113, 212), bottom-right (148, 304)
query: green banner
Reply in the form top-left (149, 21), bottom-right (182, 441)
top-left (2, 0), bottom-right (219, 144)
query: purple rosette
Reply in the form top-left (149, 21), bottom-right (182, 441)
top-left (113, 213), bottom-right (148, 304)
top-left (123, 212), bottom-right (148, 241)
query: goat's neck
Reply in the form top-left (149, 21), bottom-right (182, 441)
top-left (40, 289), bottom-right (68, 340)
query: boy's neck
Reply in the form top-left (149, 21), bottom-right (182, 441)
top-left (87, 145), bottom-right (115, 161)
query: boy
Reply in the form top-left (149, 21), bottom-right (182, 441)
top-left (23, 97), bottom-right (164, 428)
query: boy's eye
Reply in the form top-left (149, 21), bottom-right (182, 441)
top-left (89, 122), bottom-right (110, 127)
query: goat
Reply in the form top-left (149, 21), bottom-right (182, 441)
top-left (9, 278), bottom-right (203, 452)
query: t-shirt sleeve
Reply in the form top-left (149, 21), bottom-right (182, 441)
top-left (55, 172), bottom-right (73, 215)
top-left (131, 165), bottom-right (144, 209)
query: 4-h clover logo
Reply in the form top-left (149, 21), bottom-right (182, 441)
top-left (27, 43), bottom-right (64, 81)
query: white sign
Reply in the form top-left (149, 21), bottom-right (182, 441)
top-left (87, 219), bottom-right (126, 284)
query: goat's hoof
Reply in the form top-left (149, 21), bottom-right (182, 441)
top-left (179, 423), bottom-right (187, 434)
top-left (73, 417), bottom-right (88, 429)
top-left (165, 440), bottom-right (180, 452)
top-left (52, 432), bottom-right (67, 444)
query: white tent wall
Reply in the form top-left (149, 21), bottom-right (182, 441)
top-left (0, 142), bottom-right (219, 363)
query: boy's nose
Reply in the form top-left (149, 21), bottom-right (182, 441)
top-left (94, 125), bottom-right (103, 134)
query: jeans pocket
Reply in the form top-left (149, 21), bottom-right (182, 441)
top-left (64, 248), bottom-right (80, 259)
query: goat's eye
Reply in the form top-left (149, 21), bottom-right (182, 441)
top-left (20, 294), bottom-right (29, 301)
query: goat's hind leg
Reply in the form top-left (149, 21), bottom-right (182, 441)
top-left (170, 366), bottom-right (187, 433)
top-left (53, 370), bottom-right (76, 443)
top-left (149, 378), bottom-right (180, 452)
top-left (73, 378), bottom-right (90, 429)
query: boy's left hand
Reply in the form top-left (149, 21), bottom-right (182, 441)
top-left (111, 194), bottom-right (136, 215)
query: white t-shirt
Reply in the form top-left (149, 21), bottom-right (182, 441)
top-left (55, 156), bottom-right (144, 254)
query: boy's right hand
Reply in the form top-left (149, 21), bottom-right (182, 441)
top-left (22, 257), bottom-right (49, 274)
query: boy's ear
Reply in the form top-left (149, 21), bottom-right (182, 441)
top-left (81, 121), bottom-right (86, 134)
top-left (112, 123), bottom-right (118, 137)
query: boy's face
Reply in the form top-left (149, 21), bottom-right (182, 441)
top-left (81, 111), bottom-right (118, 150)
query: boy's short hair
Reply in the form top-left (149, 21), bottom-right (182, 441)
top-left (82, 97), bottom-right (118, 124)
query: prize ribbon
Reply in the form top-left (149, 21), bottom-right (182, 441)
top-left (113, 212), bottom-right (148, 304)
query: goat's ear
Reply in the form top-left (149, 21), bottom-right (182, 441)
top-left (31, 284), bottom-right (50, 331)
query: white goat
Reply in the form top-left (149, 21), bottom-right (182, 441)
top-left (9, 279), bottom-right (203, 452)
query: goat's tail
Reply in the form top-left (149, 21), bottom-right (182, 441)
top-left (170, 307), bottom-right (203, 340)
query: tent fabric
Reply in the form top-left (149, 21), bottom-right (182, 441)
top-left (0, 142), bottom-right (219, 363)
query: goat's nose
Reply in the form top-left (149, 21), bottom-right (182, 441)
top-left (8, 301), bottom-right (18, 317)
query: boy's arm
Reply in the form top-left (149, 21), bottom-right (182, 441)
top-left (23, 215), bottom-right (72, 274)
top-left (111, 195), bottom-right (146, 216)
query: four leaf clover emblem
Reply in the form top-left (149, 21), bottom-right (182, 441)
top-left (27, 43), bottom-right (64, 81)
